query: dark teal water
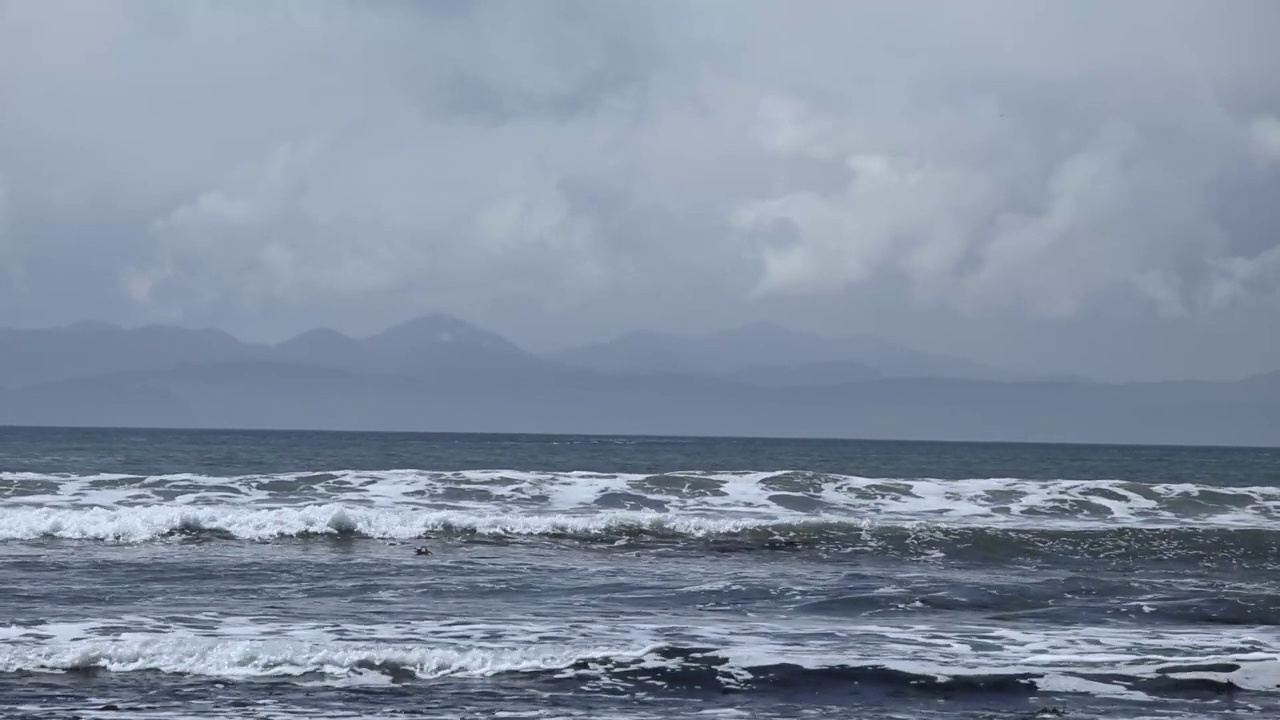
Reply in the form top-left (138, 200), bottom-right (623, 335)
top-left (3, 426), bottom-right (1275, 483)
top-left (2, 427), bottom-right (1279, 719)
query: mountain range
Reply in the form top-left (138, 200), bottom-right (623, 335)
top-left (551, 321), bottom-right (1022, 383)
top-left (0, 315), bottom-right (1275, 446)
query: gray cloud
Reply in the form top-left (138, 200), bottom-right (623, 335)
top-left (1, 0), bottom-right (1278, 379)
top-left (1252, 116), bottom-right (1280, 161)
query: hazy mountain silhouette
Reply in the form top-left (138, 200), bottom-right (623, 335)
top-left (723, 360), bottom-right (881, 388)
top-left (0, 322), bottom-right (266, 388)
top-left (358, 314), bottom-right (559, 379)
top-left (275, 327), bottom-right (365, 368)
top-left (274, 314), bottom-right (570, 384)
top-left (0, 316), bottom-right (1275, 446)
top-left (0, 314), bottom-right (568, 389)
top-left (553, 321), bottom-right (1017, 381)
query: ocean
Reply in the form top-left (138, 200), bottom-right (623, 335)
top-left (1, 426), bottom-right (1278, 719)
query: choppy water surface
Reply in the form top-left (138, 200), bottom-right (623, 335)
top-left (1, 427), bottom-right (1278, 719)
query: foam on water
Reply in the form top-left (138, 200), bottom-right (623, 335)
top-left (2, 615), bottom-right (1277, 698)
top-left (2, 469), bottom-right (1278, 543)
top-left (0, 503), bottom-right (805, 542)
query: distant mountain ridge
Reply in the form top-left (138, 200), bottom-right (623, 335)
top-left (551, 320), bottom-right (1019, 382)
top-left (0, 316), bottom-right (1024, 390)
top-left (0, 316), bottom-right (1275, 446)
top-left (274, 314), bottom-right (563, 381)
top-left (0, 314), bottom-right (561, 389)
top-left (0, 323), bottom-right (266, 388)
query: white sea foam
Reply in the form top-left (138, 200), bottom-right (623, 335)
top-left (0, 504), bottom-right (802, 542)
top-left (2, 468), bottom-right (1278, 542)
top-left (0, 635), bottom-right (654, 680)
top-left (1, 615), bottom-right (1276, 696)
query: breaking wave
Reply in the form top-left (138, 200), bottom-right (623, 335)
top-left (3, 469), bottom-right (1278, 554)
top-left (1, 635), bottom-right (1274, 700)
top-left (1, 504), bottom-right (1278, 566)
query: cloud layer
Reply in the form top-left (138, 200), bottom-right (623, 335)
top-left (1, 0), bottom-right (1278, 378)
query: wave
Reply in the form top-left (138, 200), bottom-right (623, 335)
top-left (4, 507), bottom-right (1280, 571)
top-left (0, 637), bottom-right (1272, 700)
top-left (5, 615), bottom-right (1275, 701)
top-left (0, 503), bottom-right (791, 542)
top-left (545, 645), bottom-right (1265, 699)
top-left (5, 468), bottom-right (1278, 522)
top-left (4, 469), bottom-right (1278, 556)
top-left (2, 502), bottom-right (1279, 560)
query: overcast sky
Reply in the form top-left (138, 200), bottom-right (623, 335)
top-left (1, 0), bottom-right (1278, 381)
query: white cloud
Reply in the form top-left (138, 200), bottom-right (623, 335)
top-left (126, 120), bottom-right (617, 321)
top-left (733, 151), bottom-right (997, 299)
top-left (733, 95), bottom-right (1275, 320)
top-left (1203, 245), bottom-right (1280, 311)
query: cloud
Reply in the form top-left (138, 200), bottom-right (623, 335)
top-left (128, 133), bottom-right (613, 320)
top-left (1251, 116), bottom-right (1280, 161)
top-left (1204, 245), bottom-right (1280, 311)
top-left (1, 0), bottom-right (1279, 370)
top-left (730, 98), bottom-right (1280, 318)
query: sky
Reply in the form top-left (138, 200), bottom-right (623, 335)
top-left (1, 0), bottom-right (1278, 382)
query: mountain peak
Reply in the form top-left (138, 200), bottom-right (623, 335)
top-left (278, 327), bottom-right (356, 349)
top-left (366, 313), bottom-right (526, 355)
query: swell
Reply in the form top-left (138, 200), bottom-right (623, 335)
top-left (3, 504), bottom-right (1278, 566)
top-left (5, 469), bottom-right (1279, 530)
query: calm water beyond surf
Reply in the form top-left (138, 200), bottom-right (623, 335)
top-left (2, 427), bottom-right (1278, 719)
